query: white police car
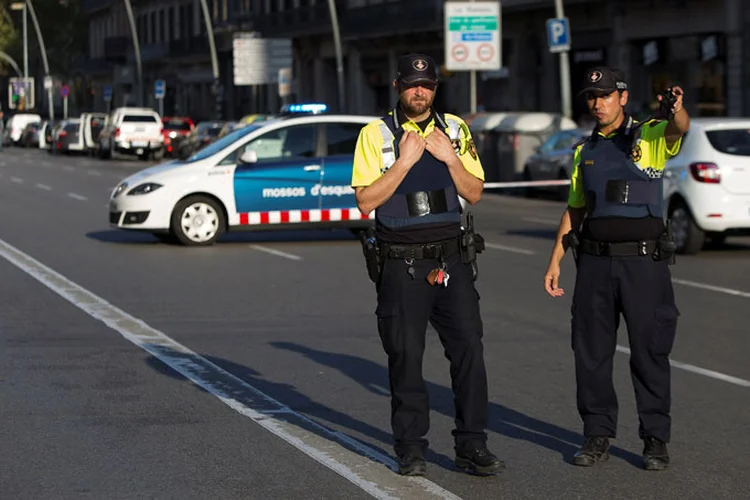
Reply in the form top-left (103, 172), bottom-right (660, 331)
top-left (109, 109), bottom-right (378, 245)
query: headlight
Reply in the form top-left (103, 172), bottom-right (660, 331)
top-left (112, 182), bottom-right (128, 197)
top-left (127, 183), bottom-right (163, 195)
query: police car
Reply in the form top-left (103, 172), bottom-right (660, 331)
top-left (109, 107), bottom-right (379, 245)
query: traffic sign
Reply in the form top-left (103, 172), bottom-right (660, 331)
top-left (8, 77), bottom-right (35, 109)
top-left (154, 80), bottom-right (166, 99)
top-left (278, 67), bottom-right (292, 97)
top-left (103, 85), bottom-right (112, 102)
top-left (232, 33), bottom-right (292, 86)
top-left (444, 1), bottom-right (502, 71)
top-left (546, 17), bottom-right (571, 53)
top-left (60, 85), bottom-right (69, 98)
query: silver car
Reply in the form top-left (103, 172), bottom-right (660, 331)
top-left (523, 128), bottom-right (589, 200)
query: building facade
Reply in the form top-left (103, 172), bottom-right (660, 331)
top-left (79, 0), bottom-right (750, 122)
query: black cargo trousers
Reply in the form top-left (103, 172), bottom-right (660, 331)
top-left (571, 252), bottom-right (680, 443)
top-left (375, 248), bottom-right (489, 457)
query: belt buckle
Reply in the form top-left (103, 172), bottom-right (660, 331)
top-left (638, 241), bottom-right (648, 256)
top-left (597, 241), bottom-right (608, 256)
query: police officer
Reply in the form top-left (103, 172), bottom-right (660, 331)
top-left (351, 53), bottom-right (503, 477)
top-left (543, 67), bottom-right (690, 470)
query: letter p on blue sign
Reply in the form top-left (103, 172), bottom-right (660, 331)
top-left (546, 18), bottom-right (570, 53)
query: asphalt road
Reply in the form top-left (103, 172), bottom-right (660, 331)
top-left (1, 147), bottom-right (749, 500)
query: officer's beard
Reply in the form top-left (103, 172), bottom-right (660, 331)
top-left (400, 94), bottom-right (434, 118)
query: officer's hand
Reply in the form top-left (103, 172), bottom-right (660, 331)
top-left (425, 129), bottom-right (457, 163)
top-left (544, 264), bottom-right (565, 297)
top-left (657, 85), bottom-right (684, 116)
top-left (399, 130), bottom-right (426, 169)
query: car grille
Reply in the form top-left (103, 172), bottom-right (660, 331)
top-left (109, 211), bottom-right (121, 224)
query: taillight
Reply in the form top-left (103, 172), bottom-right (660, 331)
top-left (689, 162), bottom-right (720, 183)
top-left (115, 128), bottom-right (121, 138)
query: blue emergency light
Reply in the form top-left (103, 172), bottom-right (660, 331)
top-left (281, 103), bottom-right (328, 115)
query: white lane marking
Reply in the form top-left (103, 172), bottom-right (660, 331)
top-left (615, 346), bottom-right (750, 388)
top-left (249, 244), bottom-right (303, 261)
top-left (63, 166), bottom-right (74, 172)
top-left (35, 183), bottom-right (52, 191)
top-left (522, 217), bottom-right (558, 226)
top-left (87, 170), bottom-right (103, 177)
top-left (67, 193), bottom-right (88, 201)
top-left (10, 176), bottom-right (23, 184)
top-left (672, 278), bottom-right (750, 299)
top-left (485, 242), bottom-right (537, 255)
top-left (0, 237), bottom-right (461, 500)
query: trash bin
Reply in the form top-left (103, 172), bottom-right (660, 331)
top-left (466, 112), bottom-right (512, 183)
top-left (492, 112), bottom-right (579, 181)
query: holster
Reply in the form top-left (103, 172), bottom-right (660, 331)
top-left (359, 226), bottom-right (381, 284)
top-left (563, 230), bottom-right (581, 268)
top-left (653, 219), bottom-right (677, 265)
top-left (460, 211), bottom-right (485, 281)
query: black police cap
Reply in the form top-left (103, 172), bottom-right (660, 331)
top-left (579, 67), bottom-right (628, 95)
top-left (396, 54), bottom-right (439, 85)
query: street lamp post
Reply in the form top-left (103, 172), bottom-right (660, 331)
top-left (123, 0), bottom-right (143, 106)
top-left (327, 0), bottom-right (346, 113)
top-left (198, 0), bottom-right (221, 120)
top-left (24, 0), bottom-right (55, 119)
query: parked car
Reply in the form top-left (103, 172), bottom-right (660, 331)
top-left (162, 116), bottom-right (195, 157)
top-left (175, 121), bottom-right (225, 160)
top-left (20, 122), bottom-right (41, 148)
top-left (523, 128), bottom-right (589, 200)
top-left (52, 119), bottom-right (85, 154)
top-left (97, 107), bottom-right (164, 160)
top-left (6, 113), bottom-right (41, 145)
top-left (663, 118), bottom-right (750, 254)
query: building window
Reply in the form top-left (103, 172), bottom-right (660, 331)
top-left (159, 10), bottom-right (165, 42)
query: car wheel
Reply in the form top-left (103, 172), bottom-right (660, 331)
top-left (523, 167), bottom-right (538, 198)
top-left (171, 195), bottom-right (225, 246)
top-left (557, 169), bottom-right (569, 202)
top-left (669, 201), bottom-right (704, 254)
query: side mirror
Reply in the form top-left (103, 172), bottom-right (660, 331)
top-left (239, 149), bottom-right (258, 165)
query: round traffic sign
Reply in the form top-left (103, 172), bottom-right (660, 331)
top-left (477, 44), bottom-right (495, 62)
top-left (60, 85), bottom-right (69, 98)
top-left (451, 44), bottom-right (469, 62)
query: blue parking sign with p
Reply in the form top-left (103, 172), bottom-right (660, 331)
top-left (103, 85), bottom-right (112, 102)
top-left (155, 80), bottom-right (166, 99)
top-left (546, 17), bottom-right (570, 53)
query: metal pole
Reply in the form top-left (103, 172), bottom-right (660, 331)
top-left (25, 0), bottom-right (55, 118)
top-left (0, 51), bottom-right (23, 77)
top-left (198, 0), bottom-right (221, 119)
top-left (22, 4), bottom-right (27, 79)
top-left (159, 97), bottom-right (163, 117)
top-left (123, 0), bottom-right (143, 106)
top-left (327, 0), bottom-right (346, 113)
top-left (63, 96), bottom-right (68, 119)
top-left (554, 0), bottom-right (572, 119)
top-left (470, 71), bottom-right (477, 114)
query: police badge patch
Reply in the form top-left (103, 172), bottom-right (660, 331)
top-left (451, 139), bottom-right (462, 155)
top-left (631, 143), bottom-right (642, 162)
top-left (468, 139), bottom-right (477, 160)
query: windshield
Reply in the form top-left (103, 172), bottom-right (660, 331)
top-left (185, 124), bottom-right (265, 162)
top-left (705, 129), bottom-right (750, 156)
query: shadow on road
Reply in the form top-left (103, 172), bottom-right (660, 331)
top-left (141, 345), bottom-right (457, 474)
top-left (86, 228), bottom-right (361, 246)
top-left (270, 341), bottom-right (645, 469)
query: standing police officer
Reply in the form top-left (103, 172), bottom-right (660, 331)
top-left (543, 67), bottom-right (689, 470)
top-left (351, 53), bottom-right (503, 477)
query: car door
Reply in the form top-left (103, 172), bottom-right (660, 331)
top-left (229, 123), bottom-right (324, 225)
top-left (527, 134), bottom-right (558, 180)
top-left (319, 121), bottom-right (364, 215)
top-left (544, 131), bottom-right (580, 178)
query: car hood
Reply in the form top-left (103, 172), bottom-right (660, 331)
top-left (120, 160), bottom-right (188, 185)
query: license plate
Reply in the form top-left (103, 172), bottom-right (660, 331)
top-left (132, 141), bottom-right (148, 147)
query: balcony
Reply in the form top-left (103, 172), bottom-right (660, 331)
top-left (339, 0), bottom-right (442, 38)
top-left (104, 36), bottom-right (130, 62)
top-left (168, 36), bottom-right (211, 58)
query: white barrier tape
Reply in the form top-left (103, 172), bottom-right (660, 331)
top-left (484, 179), bottom-right (571, 189)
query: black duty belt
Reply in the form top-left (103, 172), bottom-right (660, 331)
top-left (382, 238), bottom-right (460, 260)
top-left (580, 239), bottom-right (658, 257)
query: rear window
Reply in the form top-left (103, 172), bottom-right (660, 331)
top-left (64, 123), bottom-right (80, 132)
top-left (705, 129), bottom-right (750, 156)
top-left (122, 115), bottom-right (158, 123)
top-left (164, 120), bottom-right (192, 131)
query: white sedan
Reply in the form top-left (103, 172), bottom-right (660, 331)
top-left (109, 114), bottom-right (377, 245)
top-left (664, 117), bottom-right (750, 254)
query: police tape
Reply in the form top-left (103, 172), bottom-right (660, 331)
top-left (483, 179), bottom-right (571, 189)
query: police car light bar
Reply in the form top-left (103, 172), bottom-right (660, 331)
top-left (282, 103), bottom-right (328, 114)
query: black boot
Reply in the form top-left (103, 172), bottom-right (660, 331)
top-left (455, 445), bottom-right (506, 476)
top-left (397, 450), bottom-right (427, 476)
top-left (643, 436), bottom-right (669, 471)
top-left (572, 437), bottom-right (610, 466)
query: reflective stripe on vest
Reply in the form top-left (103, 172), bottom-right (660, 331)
top-left (379, 122), bottom-right (396, 173)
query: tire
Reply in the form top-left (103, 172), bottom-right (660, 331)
top-left (669, 201), bottom-right (704, 255)
top-left (523, 167), bottom-right (538, 198)
top-left (557, 169), bottom-right (569, 202)
top-left (170, 195), bottom-right (225, 246)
